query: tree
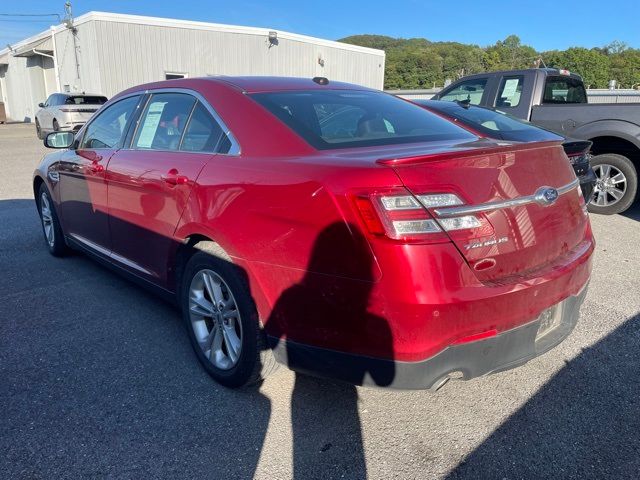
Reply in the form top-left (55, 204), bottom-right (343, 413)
top-left (338, 34), bottom-right (638, 90)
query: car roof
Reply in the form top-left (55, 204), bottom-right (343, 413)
top-left (59, 92), bottom-right (106, 97)
top-left (446, 68), bottom-right (583, 81)
top-left (121, 76), bottom-right (376, 95)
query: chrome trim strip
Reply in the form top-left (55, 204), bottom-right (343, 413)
top-left (433, 178), bottom-right (580, 218)
top-left (68, 233), bottom-right (153, 276)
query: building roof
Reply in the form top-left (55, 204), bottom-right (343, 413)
top-left (0, 11), bottom-right (385, 58)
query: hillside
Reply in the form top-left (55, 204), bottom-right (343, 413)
top-left (339, 35), bottom-right (640, 90)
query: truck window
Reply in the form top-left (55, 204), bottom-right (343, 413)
top-left (439, 78), bottom-right (488, 105)
top-left (495, 76), bottom-right (524, 108)
top-left (542, 77), bottom-right (587, 104)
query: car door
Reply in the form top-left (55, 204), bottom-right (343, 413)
top-left (57, 94), bottom-right (142, 255)
top-left (106, 92), bottom-right (227, 288)
top-left (39, 95), bottom-right (55, 130)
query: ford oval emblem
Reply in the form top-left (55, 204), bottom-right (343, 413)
top-left (534, 187), bottom-right (559, 207)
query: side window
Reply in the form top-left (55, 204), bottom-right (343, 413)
top-left (81, 95), bottom-right (140, 149)
top-left (44, 95), bottom-right (55, 107)
top-left (543, 77), bottom-right (588, 104)
top-left (495, 76), bottom-right (524, 108)
top-left (133, 93), bottom-right (196, 151)
top-left (439, 78), bottom-right (488, 105)
top-left (180, 102), bottom-right (224, 152)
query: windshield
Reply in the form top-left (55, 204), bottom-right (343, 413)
top-left (250, 90), bottom-right (476, 150)
top-left (65, 96), bottom-right (108, 105)
top-left (418, 100), bottom-right (562, 143)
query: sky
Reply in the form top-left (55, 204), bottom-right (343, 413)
top-left (1, 0), bottom-right (639, 52)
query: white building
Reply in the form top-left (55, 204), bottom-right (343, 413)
top-left (0, 12), bottom-right (385, 122)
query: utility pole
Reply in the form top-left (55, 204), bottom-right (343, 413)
top-left (64, 1), bottom-right (81, 88)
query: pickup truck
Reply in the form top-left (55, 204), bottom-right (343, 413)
top-left (433, 68), bottom-right (640, 215)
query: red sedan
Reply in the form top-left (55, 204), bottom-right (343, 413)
top-left (34, 77), bottom-right (593, 389)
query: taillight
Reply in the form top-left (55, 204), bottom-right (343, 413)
top-left (353, 189), bottom-right (482, 242)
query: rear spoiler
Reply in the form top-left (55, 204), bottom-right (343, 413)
top-left (376, 139), bottom-right (564, 167)
top-left (561, 140), bottom-right (592, 157)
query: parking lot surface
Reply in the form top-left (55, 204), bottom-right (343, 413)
top-left (1, 123), bottom-right (639, 479)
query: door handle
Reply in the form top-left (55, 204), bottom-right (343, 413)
top-left (161, 169), bottom-right (189, 186)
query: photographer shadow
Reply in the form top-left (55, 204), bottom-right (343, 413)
top-left (264, 222), bottom-right (395, 479)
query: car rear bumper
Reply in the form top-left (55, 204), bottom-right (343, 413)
top-left (579, 168), bottom-right (596, 203)
top-left (270, 283), bottom-right (588, 390)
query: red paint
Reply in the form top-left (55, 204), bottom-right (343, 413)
top-left (35, 76), bottom-right (594, 365)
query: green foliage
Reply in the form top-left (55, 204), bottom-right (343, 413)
top-left (340, 34), bottom-right (640, 90)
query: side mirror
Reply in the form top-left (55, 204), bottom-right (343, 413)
top-left (44, 131), bottom-right (75, 149)
top-left (38, 102), bottom-right (45, 108)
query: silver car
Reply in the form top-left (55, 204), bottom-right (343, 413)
top-left (35, 93), bottom-right (108, 139)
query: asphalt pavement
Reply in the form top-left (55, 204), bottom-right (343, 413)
top-left (1, 123), bottom-right (639, 479)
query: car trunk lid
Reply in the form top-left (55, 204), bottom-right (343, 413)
top-left (379, 141), bottom-right (589, 283)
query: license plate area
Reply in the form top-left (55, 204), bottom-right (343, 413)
top-left (535, 304), bottom-right (562, 341)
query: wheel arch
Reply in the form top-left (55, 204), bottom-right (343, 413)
top-left (172, 230), bottom-right (271, 322)
top-left (33, 175), bottom-right (46, 208)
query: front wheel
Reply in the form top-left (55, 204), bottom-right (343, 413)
top-left (180, 245), bottom-right (277, 387)
top-left (37, 184), bottom-right (69, 256)
top-left (588, 153), bottom-right (638, 215)
top-left (35, 119), bottom-right (42, 140)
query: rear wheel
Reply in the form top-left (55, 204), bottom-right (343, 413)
top-left (37, 184), bottom-right (68, 256)
top-left (588, 153), bottom-right (637, 215)
top-left (180, 244), bottom-right (277, 387)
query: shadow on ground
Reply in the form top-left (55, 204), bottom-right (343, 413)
top-left (447, 311), bottom-right (640, 479)
top-left (621, 202), bottom-right (640, 222)
top-left (0, 199), bottom-right (371, 479)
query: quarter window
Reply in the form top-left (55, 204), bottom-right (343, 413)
top-left (180, 102), bottom-right (224, 153)
top-left (81, 95), bottom-right (140, 149)
top-left (133, 93), bottom-right (196, 151)
top-left (496, 76), bottom-right (524, 108)
top-left (439, 78), bottom-right (488, 105)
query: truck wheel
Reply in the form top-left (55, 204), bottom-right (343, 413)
top-left (588, 153), bottom-right (637, 215)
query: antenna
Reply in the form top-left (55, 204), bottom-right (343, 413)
top-left (63, 1), bottom-right (74, 29)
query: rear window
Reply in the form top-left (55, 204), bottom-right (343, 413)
top-left (250, 90), bottom-right (475, 150)
top-left (422, 101), bottom-right (562, 143)
top-left (65, 96), bottom-right (108, 105)
top-left (542, 77), bottom-right (587, 104)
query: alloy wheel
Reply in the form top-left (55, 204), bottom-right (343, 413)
top-left (40, 192), bottom-right (55, 247)
top-left (591, 163), bottom-right (627, 208)
top-left (188, 269), bottom-right (243, 370)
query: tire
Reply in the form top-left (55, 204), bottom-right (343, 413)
top-left (52, 119), bottom-right (59, 132)
top-left (37, 183), bottom-right (69, 257)
top-left (588, 153), bottom-right (638, 215)
top-left (35, 119), bottom-right (42, 140)
top-left (180, 243), bottom-right (277, 388)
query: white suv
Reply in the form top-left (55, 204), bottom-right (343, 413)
top-left (35, 93), bottom-right (108, 139)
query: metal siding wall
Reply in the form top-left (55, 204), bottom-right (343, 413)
top-left (3, 55), bottom-right (38, 122)
top-left (54, 22), bottom-right (102, 95)
top-left (93, 21), bottom-right (384, 97)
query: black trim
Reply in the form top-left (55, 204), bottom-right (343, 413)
top-left (269, 285), bottom-right (588, 390)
